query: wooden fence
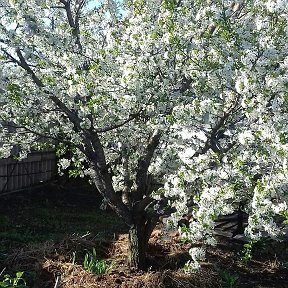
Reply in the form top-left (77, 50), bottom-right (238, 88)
top-left (0, 151), bottom-right (57, 194)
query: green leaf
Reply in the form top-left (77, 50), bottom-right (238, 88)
top-left (16, 272), bottom-right (23, 278)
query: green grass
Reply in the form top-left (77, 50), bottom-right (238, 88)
top-left (83, 248), bottom-right (111, 275)
top-left (0, 190), bottom-right (126, 254)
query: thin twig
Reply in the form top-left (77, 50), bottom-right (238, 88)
top-left (54, 275), bottom-right (61, 288)
top-left (0, 267), bottom-right (6, 277)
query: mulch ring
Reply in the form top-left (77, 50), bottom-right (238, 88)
top-left (3, 231), bottom-right (288, 287)
top-left (1, 233), bottom-right (218, 288)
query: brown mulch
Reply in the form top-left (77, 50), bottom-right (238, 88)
top-left (1, 233), bottom-right (218, 288)
top-left (42, 261), bottom-right (217, 288)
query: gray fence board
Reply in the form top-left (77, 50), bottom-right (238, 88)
top-left (0, 151), bottom-right (57, 194)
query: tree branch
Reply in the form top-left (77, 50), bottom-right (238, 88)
top-left (0, 121), bottom-right (74, 146)
top-left (75, 0), bottom-right (86, 17)
top-left (193, 103), bottom-right (241, 158)
top-left (59, 0), bottom-right (82, 50)
top-left (135, 195), bottom-right (155, 212)
top-left (60, 0), bottom-right (75, 27)
top-left (134, 129), bottom-right (163, 203)
top-left (1, 48), bottom-right (131, 225)
top-left (96, 111), bottom-right (141, 133)
top-left (2, 48), bottom-right (85, 132)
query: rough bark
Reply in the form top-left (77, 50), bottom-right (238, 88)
top-left (90, 160), bottom-right (132, 225)
top-left (128, 220), bottom-right (149, 270)
top-left (134, 129), bottom-right (162, 202)
top-left (122, 147), bottom-right (132, 207)
top-left (127, 208), bottom-right (160, 270)
top-left (128, 225), bottom-right (147, 270)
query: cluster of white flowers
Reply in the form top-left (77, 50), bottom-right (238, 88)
top-left (57, 158), bottom-right (70, 175)
top-left (184, 247), bottom-right (206, 272)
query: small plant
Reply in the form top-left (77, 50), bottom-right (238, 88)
top-left (0, 272), bottom-right (27, 288)
top-left (71, 251), bottom-right (76, 265)
top-left (83, 248), bottom-right (109, 275)
top-left (240, 240), bottom-right (256, 265)
top-left (219, 270), bottom-right (239, 288)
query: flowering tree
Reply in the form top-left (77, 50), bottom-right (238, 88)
top-left (0, 0), bottom-right (287, 270)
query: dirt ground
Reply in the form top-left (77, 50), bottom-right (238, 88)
top-left (0, 180), bottom-right (288, 288)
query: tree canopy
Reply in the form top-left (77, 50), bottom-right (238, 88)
top-left (0, 0), bottom-right (287, 270)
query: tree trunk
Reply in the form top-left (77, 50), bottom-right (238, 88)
top-left (128, 222), bottom-right (149, 270)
